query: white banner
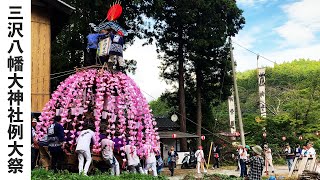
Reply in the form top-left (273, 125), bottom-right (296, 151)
top-left (258, 68), bottom-right (266, 117)
top-left (0, 0), bottom-right (31, 179)
top-left (228, 92), bottom-right (236, 133)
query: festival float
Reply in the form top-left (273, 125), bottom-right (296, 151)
top-left (34, 2), bottom-right (160, 171)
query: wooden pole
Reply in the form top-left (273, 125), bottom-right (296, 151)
top-left (229, 38), bottom-right (246, 146)
top-left (207, 141), bottom-right (213, 168)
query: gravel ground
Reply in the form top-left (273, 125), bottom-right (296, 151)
top-left (161, 165), bottom-right (292, 180)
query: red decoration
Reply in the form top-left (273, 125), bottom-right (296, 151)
top-left (172, 133), bottom-right (177, 138)
top-left (201, 135), bottom-right (205, 140)
top-left (282, 136), bottom-right (286, 141)
top-left (299, 135), bottom-right (303, 140)
top-left (235, 132), bottom-right (240, 137)
top-left (107, 4), bottom-right (123, 21)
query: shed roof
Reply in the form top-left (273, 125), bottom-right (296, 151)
top-left (155, 116), bottom-right (180, 129)
top-left (158, 131), bottom-right (199, 139)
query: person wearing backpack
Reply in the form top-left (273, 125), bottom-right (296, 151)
top-left (75, 125), bottom-right (96, 176)
top-left (47, 116), bottom-right (65, 172)
top-left (101, 137), bottom-right (120, 176)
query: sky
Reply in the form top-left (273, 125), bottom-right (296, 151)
top-left (125, 0), bottom-right (320, 102)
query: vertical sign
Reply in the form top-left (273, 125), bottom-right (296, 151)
top-left (258, 68), bottom-right (266, 117)
top-left (0, 0), bottom-right (30, 179)
top-left (228, 91), bottom-right (236, 134)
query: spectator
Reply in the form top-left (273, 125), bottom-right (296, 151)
top-left (47, 116), bottom-right (65, 173)
top-left (239, 145), bottom-right (248, 178)
top-left (305, 142), bottom-right (316, 157)
top-left (284, 143), bottom-right (295, 172)
top-left (75, 125), bottom-right (96, 176)
top-left (295, 144), bottom-right (302, 158)
top-left (31, 117), bottom-right (39, 170)
top-left (212, 143), bottom-right (220, 169)
top-left (246, 145), bottom-right (264, 180)
top-left (155, 150), bottom-right (163, 175)
top-left (263, 144), bottom-right (274, 173)
top-left (101, 137), bottom-right (120, 176)
top-left (195, 146), bottom-right (207, 174)
top-left (168, 146), bottom-right (178, 176)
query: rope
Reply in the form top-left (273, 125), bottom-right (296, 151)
top-left (233, 41), bottom-right (277, 64)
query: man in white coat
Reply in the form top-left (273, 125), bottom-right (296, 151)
top-left (76, 125), bottom-right (96, 176)
top-left (143, 144), bottom-right (157, 176)
top-left (101, 137), bottom-right (120, 176)
top-left (122, 143), bottom-right (144, 173)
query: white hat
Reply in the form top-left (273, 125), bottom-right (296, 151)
top-left (32, 118), bottom-right (37, 123)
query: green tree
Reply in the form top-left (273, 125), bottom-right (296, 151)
top-left (149, 97), bottom-right (173, 117)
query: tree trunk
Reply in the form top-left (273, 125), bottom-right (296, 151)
top-left (196, 67), bottom-right (202, 146)
top-left (178, 28), bottom-right (187, 151)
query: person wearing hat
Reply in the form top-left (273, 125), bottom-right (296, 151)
top-left (31, 117), bottom-right (39, 170)
top-left (305, 142), bottom-right (316, 157)
top-left (263, 144), bottom-right (274, 173)
top-left (284, 143), bottom-right (295, 171)
top-left (195, 146), bottom-right (207, 174)
top-left (246, 145), bottom-right (264, 180)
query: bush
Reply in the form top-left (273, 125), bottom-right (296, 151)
top-left (32, 168), bottom-right (168, 180)
top-left (203, 174), bottom-right (242, 180)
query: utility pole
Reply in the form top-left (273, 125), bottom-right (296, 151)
top-left (229, 37), bottom-right (246, 146)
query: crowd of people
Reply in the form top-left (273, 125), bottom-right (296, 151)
top-left (31, 116), bottom-right (164, 177)
top-left (234, 142), bottom-right (317, 180)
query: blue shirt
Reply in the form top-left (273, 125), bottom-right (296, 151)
top-left (87, 33), bottom-right (106, 49)
top-left (48, 122), bottom-right (65, 152)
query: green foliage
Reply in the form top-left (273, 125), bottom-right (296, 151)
top-left (215, 59), bottom-right (320, 154)
top-left (149, 97), bottom-right (173, 117)
top-left (32, 168), bottom-right (168, 180)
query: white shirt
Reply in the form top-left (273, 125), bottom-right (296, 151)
top-left (305, 147), bottom-right (316, 157)
top-left (264, 148), bottom-right (272, 160)
top-left (76, 129), bottom-right (95, 152)
top-left (124, 144), bottom-right (140, 166)
top-left (239, 148), bottom-right (247, 160)
top-left (101, 139), bottom-right (114, 159)
top-left (195, 150), bottom-right (205, 162)
top-left (144, 145), bottom-right (156, 164)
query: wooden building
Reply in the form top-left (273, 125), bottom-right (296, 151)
top-left (155, 116), bottom-right (199, 165)
top-left (31, 0), bottom-right (74, 112)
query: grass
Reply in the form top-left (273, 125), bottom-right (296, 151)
top-left (32, 168), bottom-right (168, 180)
